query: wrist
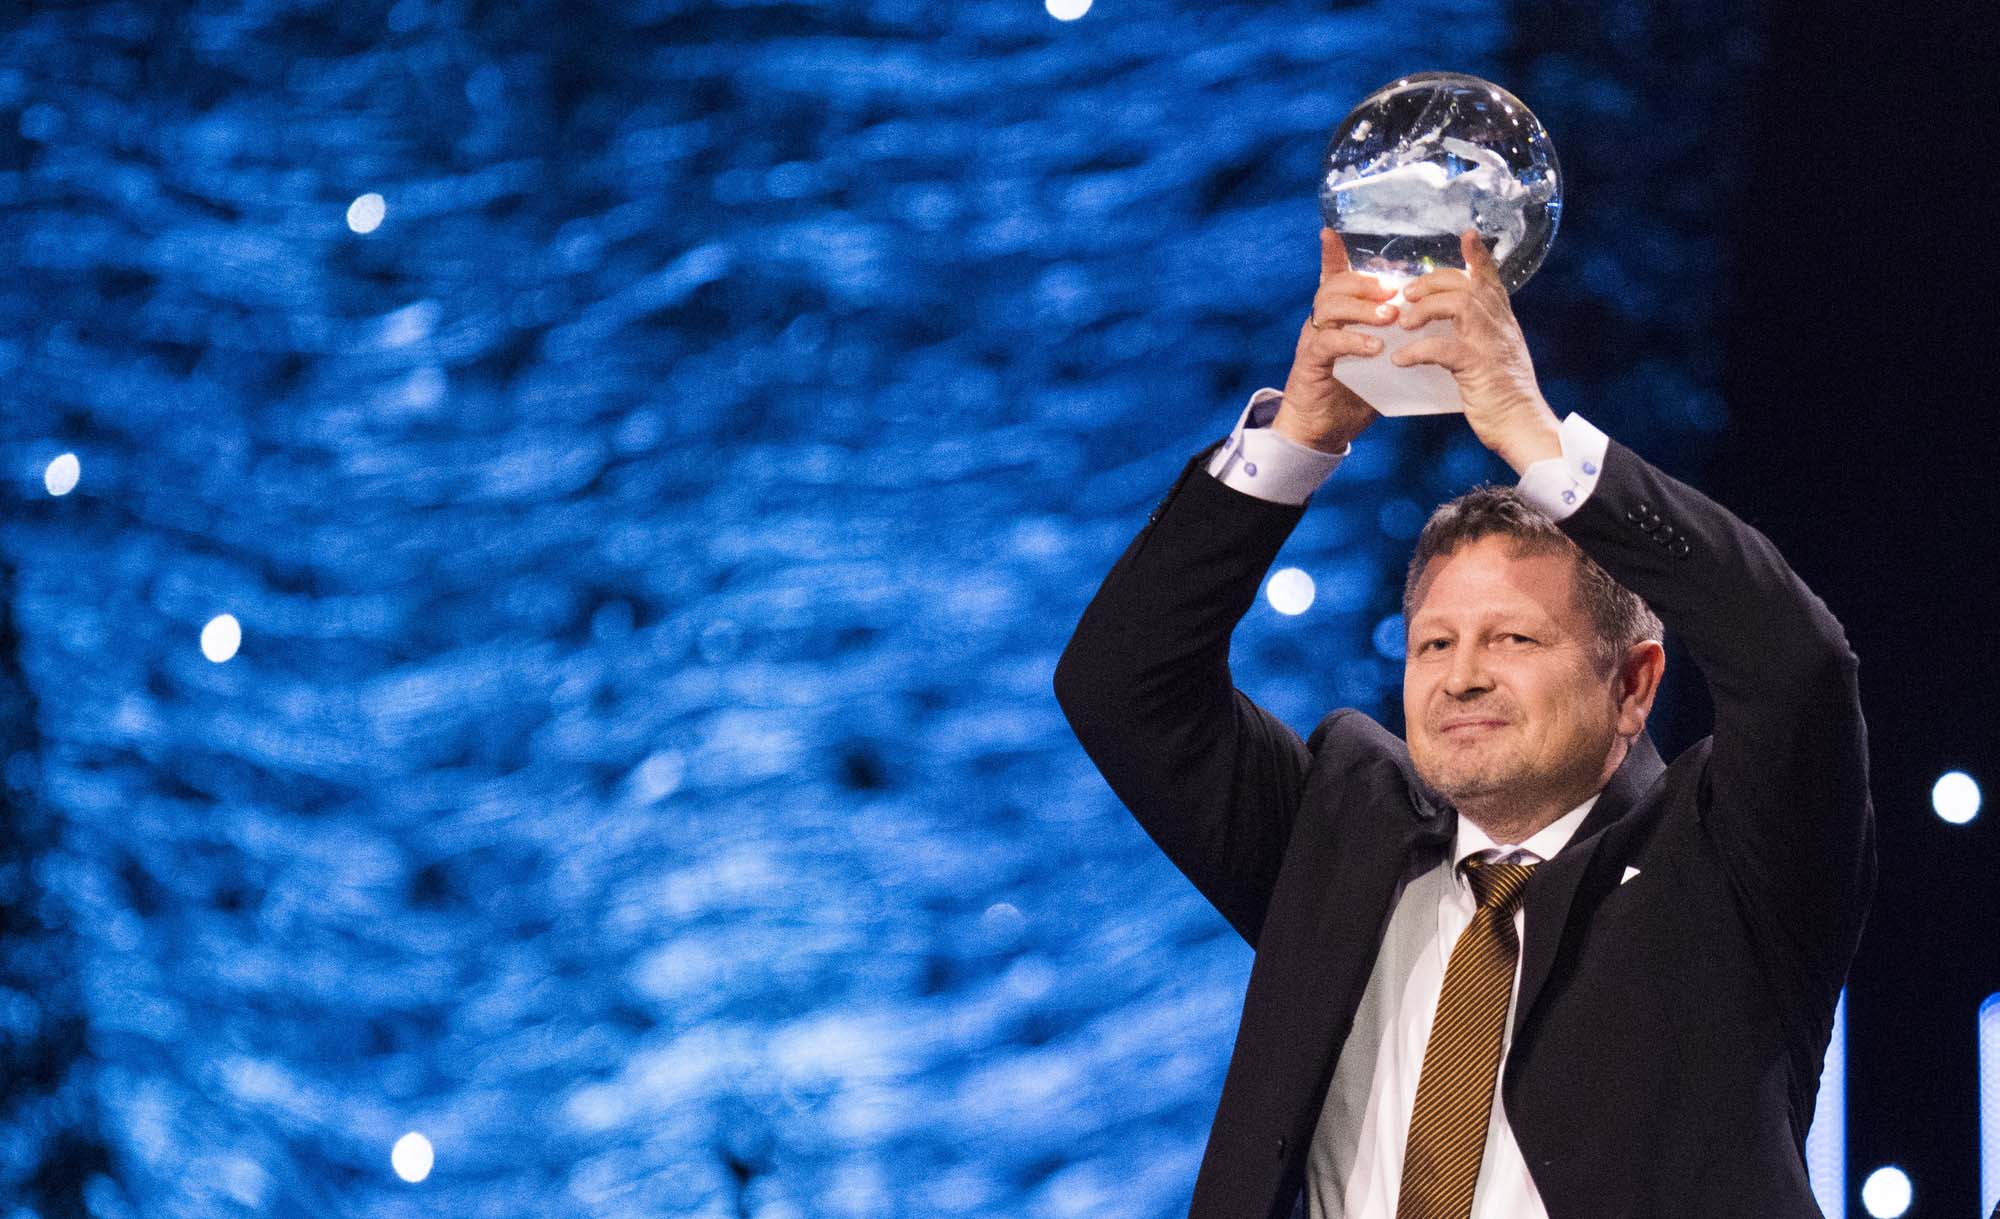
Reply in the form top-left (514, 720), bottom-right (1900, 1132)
top-left (1271, 401), bottom-right (1361, 454)
top-left (1492, 406), bottom-right (1563, 475)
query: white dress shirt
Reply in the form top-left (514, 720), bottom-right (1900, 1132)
top-left (1205, 386), bottom-right (1608, 521)
top-left (1202, 389), bottom-right (1614, 1218)
top-left (1305, 800), bottom-right (1595, 1219)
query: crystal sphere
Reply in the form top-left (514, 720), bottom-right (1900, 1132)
top-left (1318, 72), bottom-right (1561, 293)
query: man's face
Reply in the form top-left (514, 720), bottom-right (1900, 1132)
top-left (1402, 535), bottom-right (1624, 814)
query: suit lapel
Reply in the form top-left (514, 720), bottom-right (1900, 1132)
top-left (1512, 733), bottom-right (1665, 1036)
top-left (1310, 774), bottom-right (1453, 939)
top-left (1295, 754), bottom-right (1457, 1093)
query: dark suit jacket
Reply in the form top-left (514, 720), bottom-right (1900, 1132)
top-left (1053, 437), bottom-right (1874, 1218)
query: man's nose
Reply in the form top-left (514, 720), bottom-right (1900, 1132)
top-left (1443, 646), bottom-right (1493, 697)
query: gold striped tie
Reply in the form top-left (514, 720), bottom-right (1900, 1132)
top-left (1395, 857), bottom-right (1539, 1219)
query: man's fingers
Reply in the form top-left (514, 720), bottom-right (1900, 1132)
top-left (1391, 335), bottom-right (1470, 371)
top-left (1397, 288), bottom-right (1467, 330)
top-left (1318, 227), bottom-right (1352, 282)
top-left (1402, 267), bottom-right (1469, 301)
top-left (1461, 228), bottom-right (1501, 283)
top-left (1310, 294), bottom-right (1399, 328)
top-left (1298, 316), bottom-right (1385, 359)
top-left (1323, 270), bottom-right (1394, 300)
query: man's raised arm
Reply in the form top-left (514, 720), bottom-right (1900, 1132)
top-left (1052, 231), bottom-right (1392, 946)
top-left (1400, 230), bottom-right (1874, 1008)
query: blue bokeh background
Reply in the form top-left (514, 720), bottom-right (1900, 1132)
top-left (0, 1), bottom-right (1781, 1214)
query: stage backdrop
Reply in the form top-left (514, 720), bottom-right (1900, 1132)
top-left (0, 1), bottom-right (1756, 1215)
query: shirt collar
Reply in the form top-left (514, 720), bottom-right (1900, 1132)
top-left (1451, 792), bottom-right (1601, 874)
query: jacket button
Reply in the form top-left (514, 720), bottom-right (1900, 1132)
top-left (1670, 538), bottom-right (1691, 558)
top-left (1276, 1136), bottom-right (1289, 1160)
top-left (1654, 524), bottom-right (1675, 541)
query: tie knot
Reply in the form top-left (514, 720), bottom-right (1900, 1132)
top-left (1461, 857), bottom-right (1537, 914)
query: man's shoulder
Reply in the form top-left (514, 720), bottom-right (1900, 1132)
top-left (1305, 709), bottom-right (1420, 788)
top-left (1306, 707), bottom-right (1406, 758)
top-left (1300, 709), bottom-right (1445, 829)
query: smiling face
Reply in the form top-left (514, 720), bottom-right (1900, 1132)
top-left (1402, 535), bottom-right (1631, 831)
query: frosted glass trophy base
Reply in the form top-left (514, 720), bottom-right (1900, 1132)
top-left (1332, 283), bottom-right (1466, 417)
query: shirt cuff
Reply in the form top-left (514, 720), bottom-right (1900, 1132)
top-left (1517, 413), bottom-right (1611, 522)
top-left (1204, 388), bottom-right (1348, 505)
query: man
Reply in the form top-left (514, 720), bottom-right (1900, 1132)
top-left (1053, 229), bottom-right (1873, 1218)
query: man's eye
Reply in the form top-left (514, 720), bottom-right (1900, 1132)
top-left (1420, 638), bottom-right (1450, 652)
top-left (1502, 633), bottom-right (1537, 645)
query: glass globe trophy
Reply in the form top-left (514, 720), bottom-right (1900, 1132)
top-left (1318, 72), bottom-right (1562, 416)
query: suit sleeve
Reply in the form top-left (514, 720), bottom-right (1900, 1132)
top-left (1053, 449), bottom-right (1318, 947)
top-left (1560, 440), bottom-right (1875, 1009)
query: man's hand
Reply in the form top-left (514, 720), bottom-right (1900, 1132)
top-left (1273, 229), bottom-right (1392, 453)
top-left (1395, 229), bottom-right (1562, 473)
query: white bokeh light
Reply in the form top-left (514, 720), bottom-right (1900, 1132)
top-left (391, 1132), bottom-right (434, 1183)
top-left (44, 453), bottom-right (80, 496)
top-left (1266, 567), bottom-right (1316, 616)
top-left (200, 614), bottom-right (242, 663)
top-left (1859, 1166), bottom-right (1911, 1219)
top-left (1045, 0), bottom-right (1092, 19)
top-left (1932, 770), bottom-right (1980, 824)
top-left (347, 192), bottom-right (387, 234)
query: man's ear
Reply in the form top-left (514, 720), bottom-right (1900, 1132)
top-left (1615, 640), bottom-right (1666, 738)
